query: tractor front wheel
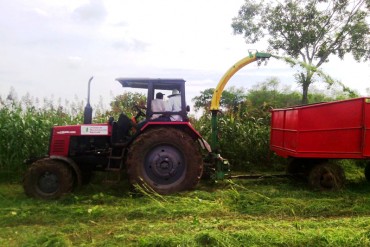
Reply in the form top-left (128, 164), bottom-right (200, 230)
top-left (127, 128), bottom-right (203, 194)
top-left (23, 158), bottom-right (74, 199)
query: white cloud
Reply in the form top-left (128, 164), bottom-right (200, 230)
top-left (72, 0), bottom-right (107, 24)
top-left (67, 56), bottom-right (84, 69)
top-left (32, 7), bottom-right (49, 17)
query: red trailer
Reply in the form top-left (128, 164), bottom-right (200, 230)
top-left (270, 97), bottom-right (370, 190)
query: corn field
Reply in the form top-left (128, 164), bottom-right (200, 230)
top-left (0, 93), bottom-right (86, 173)
top-left (193, 112), bottom-right (286, 172)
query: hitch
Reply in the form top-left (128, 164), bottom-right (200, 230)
top-left (204, 152), bottom-right (230, 180)
top-left (214, 153), bottom-right (230, 180)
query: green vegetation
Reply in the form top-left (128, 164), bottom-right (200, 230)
top-left (1, 168), bottom-right (370, 246)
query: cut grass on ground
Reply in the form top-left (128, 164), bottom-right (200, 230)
top-left (1, 174), bottom-right (370, 246)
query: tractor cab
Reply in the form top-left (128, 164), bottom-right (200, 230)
top-left (111, 78), bottom-right (191, 145)
top-left (116, 78), bottom-right (190, 122)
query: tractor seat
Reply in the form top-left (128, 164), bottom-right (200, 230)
top-left (112, 113), bottom-right (132, 144)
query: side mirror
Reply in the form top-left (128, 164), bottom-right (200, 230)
top-left (186, 105), bottom-right (190, 112)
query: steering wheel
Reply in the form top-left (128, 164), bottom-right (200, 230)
top-left (133, 105), bottom-right (146, 121)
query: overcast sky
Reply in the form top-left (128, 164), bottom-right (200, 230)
top-left (1, 0), bottom-right (369, 112)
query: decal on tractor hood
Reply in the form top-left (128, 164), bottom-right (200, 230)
top-left (56, 130), bottom-right (76, 135)
top-left (81, 125), bottom-right (108, 135)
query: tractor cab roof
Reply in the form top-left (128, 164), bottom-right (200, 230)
top-left (116, 78), bottom-right (188, 121)
top-left (116, 78), bottom-right (185, 90)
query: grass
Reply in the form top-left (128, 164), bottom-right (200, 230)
top-left (1, 167), bottom-right (370, 246)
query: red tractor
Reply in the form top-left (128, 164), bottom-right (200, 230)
top-left (23, 78), bottom-right (211, 199)
top-left (23, 52), bottom-right (271, 199)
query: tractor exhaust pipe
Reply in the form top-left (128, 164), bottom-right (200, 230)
top-left (83, 76), bottom-right (94, 124)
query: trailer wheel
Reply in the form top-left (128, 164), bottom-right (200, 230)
top-left (308, 163), bottom-right (345, 191)
top-left (127, 127), bottom-right (203, 194)
top-left (23, 158), bottom-right (74, 199)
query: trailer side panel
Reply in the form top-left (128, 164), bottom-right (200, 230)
top-left (270, 97), bottom-right (370, 159)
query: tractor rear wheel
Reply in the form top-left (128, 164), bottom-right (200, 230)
top-left (127, 127), bottom-right (203, 194)
top-left (308, 162), bottom-right (345, 191)
top-left (23, 158), bottom-right (74, 199)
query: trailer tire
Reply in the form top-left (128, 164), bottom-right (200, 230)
top-left (127, 127), bottom-right (203, 194)
top-left (308, 163), bottom-right (345, 191)
top-left (23, 158), bottom-right (74, 199)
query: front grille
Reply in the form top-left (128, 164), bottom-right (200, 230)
top-left (52, 140), bottom-right (65, 154)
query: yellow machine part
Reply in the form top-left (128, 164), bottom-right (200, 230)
top-left (210, 53), bottom-right (269, 111)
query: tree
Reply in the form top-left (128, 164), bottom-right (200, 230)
top-left (192, 87), bottom-right (247, 114)
top-left (110, 92), bottom-right (146, 117)
top-left (246, 77), bottom-right (302, 108)
top-left (221, 87), bottom-right (247, 114)
top-left (192, 88), bottom-right (214, 112)
top-left (232, 0), bottom-right (370, 104)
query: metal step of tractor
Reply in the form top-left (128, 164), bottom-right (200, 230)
top-left (111, 142), bottom-right (128, 148)
top-left (105, 146), bottom-right (124, 184)
top-left (107, 158), bottom-right (122, 170)
top-left (105, 167), bottom-right (121, 172)
top-left (109, 156), bottom-right (122, 160)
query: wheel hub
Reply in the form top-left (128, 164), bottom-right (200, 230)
top-left (320, 172), bottom-right (335, 188)
top-left (145, 145), bottom-right (185, 185)
top-left (38, 172), bottom-right (59, 194)
top-left (153, 156), bottom-right (175, 177)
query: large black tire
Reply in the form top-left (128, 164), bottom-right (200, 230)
top-left (23, 158), bottom-right (74, 199)
top-left (308, 162), bottom-right (345, 191)
top-left (126, 127), bottom-right (203, 194)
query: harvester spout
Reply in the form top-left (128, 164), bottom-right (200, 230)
top-left (83, 76), bottom-right (94, 124)
top-left (209, 52), bottom-right (271, 179)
